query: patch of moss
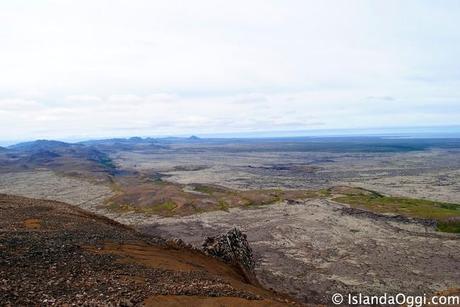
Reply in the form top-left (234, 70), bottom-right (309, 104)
top-left (318, 189), bottom-right (331, 197)
top-left (217, 199), bottom-right (229, 212)
top-left (333, 194), bottom-right (460, 233)
top-left (134, 202), bottom-right (176, 216)
top-left (107, 202), bottom-right (135, 213)
top-left (243, 199), bottom-right (255, 207)
top-left (303, 190), bottom-right (321, 198)
top-left (112, 201), bottom-right (178, 216)
top-left (193, 185), bottom-right (218, 195)
top-left (437, 221), bottom-right (460, 233)
top-left (439, 203), bottom-right (460, 211)
top-left (270, 189), bottom-right (284, 202)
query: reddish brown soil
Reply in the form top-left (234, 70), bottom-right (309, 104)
top-left (144, 295), bottom-right (291, 306)
top-left (0, 193), bottom-right (299, 306)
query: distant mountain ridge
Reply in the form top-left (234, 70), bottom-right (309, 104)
top-left (8, 139), bottom-right (71, 151)
top-left (7, 134), bottom-right (460, 155)
top-left (26, 150), bottom-right (61, 164)
top-left (7, 135), bottom-right (201, 149)
top-left (79, 137), bottom-right (156, 145)
top-left (2, 139), bottom-right (117, 180)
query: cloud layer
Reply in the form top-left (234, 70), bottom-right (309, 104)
top-left (1, 0), bottom-right (460, 141)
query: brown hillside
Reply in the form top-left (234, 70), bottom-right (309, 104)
top-left (0, 194), bottom-right (299, 306)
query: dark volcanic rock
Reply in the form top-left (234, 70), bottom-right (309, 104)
top-left (202, 228), bottom-right (257, 284)
top-left (27, 150), bottom-right (61, 163)
top-left (339, 206), bottom-right (438, 228)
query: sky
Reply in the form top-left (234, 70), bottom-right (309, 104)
top-left (1, 0), bottom-right (460, 142)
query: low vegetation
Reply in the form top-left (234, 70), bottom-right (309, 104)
top-left (104, 176), bottom-right (325, 216)
top-left (333, 188), bottom-right (460, 233)
top-left (107, 179), bottom-right (460, 233)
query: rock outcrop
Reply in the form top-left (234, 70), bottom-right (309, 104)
top-left (202, 228), bottom-right (258, 285)
top-left (0, 194), bottom-right (292, 306)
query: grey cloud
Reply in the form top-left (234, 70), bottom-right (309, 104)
top-left (366, 96), bottom-right (396, 101)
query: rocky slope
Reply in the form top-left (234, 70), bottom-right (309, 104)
top-left (0, 194), bottom-right (298, 306)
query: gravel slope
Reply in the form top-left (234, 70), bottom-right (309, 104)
top-left (0, 194), bottom-right (296, 306)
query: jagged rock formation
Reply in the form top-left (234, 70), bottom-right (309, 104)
top-left (202, 228), bottom-right (258, 285)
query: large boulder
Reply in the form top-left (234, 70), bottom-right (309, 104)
top-left (202, 228), bottom-right (257, 284)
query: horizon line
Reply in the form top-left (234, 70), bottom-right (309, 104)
top-left (3, 124), bottom-right (460, 147)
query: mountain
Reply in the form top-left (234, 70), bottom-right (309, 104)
top-left (0, 193), bottom-right (294, 306)
top-left (26, 150), bottom-right (61, 163)
top-left (80, 137), bottom-right (166, 152)
top-left (2, 140), bottom-right (116, 179)
top-left (8, 140), bottom-right (73, 152)
top-left (80, 137), bottom-right (153, 145)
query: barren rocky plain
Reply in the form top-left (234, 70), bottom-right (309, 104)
top-left (113, 143), bottom-right (460, 203)
top-left (1, 136), bottom-right (460, 304)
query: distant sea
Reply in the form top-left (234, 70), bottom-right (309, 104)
top-left (196, 125), bottom-right (460, 139)
top-left (2, 125), bottom-right (460, 147)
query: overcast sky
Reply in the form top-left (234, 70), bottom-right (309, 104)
top-left (1, 0), bottom-right (460, 142)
